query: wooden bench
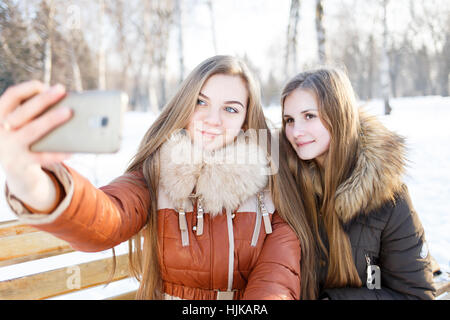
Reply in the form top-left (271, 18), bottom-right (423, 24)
top-left (0, 219), bottom-right (448, 300)
top-left (0, 219), bottom-right (137, 300)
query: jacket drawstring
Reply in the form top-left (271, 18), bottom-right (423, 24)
top-left (251, 192), bottom-right (273, 247)
top-left (195, 198), bottom-right (204, 236)
top-left (257, 192), bottom-right (272, 234)
top-left (178, 208), bottom-right (189, 246)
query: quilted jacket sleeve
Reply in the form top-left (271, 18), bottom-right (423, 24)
top-left (243, 212), bottom-right (301, 300)
top-left (6, 163), bottom-right (150, 252)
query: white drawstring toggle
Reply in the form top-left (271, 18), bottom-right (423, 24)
top-left (178, 208), bottom-right (189, 246)
top-left (257, 192), bottom-right (272, 234)
top-left (196, 198), bottom-right (204, 236)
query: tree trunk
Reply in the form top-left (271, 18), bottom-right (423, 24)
top-left (315, 0), bottom-right (326, 64)
top-left (439, 33), bottom-right (450, 96)
top-left (98, 0), bottom-right (106, 90)
top-left (381, 0), bottom-right (391, 115)
top-left (69, 44), bottom-right (83, 91)
top-left (175, 0), bottom-right (185, 83)
top-left (43, 0), bottom-right (55, 86)
top-left (285, 0), bottom-right (301, 77)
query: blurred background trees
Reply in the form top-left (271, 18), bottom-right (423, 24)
top-left (0, 0), bottom-right (449, 111)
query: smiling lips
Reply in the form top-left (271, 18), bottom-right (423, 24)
top-left (296, 140), bottom-right (314, 147)
top-left (199, 129), bottom-right (221, 138)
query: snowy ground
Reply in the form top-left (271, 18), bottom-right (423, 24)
top-left (0, 95), bottom-right (449, 299)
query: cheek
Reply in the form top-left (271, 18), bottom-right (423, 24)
top-left (188, 109), bottom-right (204, 124)
top-left (223, 113), bottom-right (246, 132)
top-left (186, 110), bottom-right (203, 131)
top-left (315, 123), bottom-right (331, 149)
top-left (284, 126), bottom-right (295, 144)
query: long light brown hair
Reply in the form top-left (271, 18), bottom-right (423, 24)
top-left (123, 55), bottom-right (317, 299)
top-left (280, 67), bottom-right (363, 289)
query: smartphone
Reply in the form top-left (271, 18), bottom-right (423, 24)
top-left (30, 90), bottom-right (128, 153)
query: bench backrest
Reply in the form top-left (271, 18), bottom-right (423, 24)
top-left (0, 219), bottom-right (136, 300)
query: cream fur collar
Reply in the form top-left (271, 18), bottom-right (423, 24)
top-left (159, 130), bottom-right (269, 216)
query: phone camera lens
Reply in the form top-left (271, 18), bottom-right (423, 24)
top-left (101, 117), bottom-right (109, 127)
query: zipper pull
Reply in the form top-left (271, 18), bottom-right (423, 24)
top-left (365, 254), bottom-right (373, 285)
top-left (196, 198), bottom-right (204, 236)
top-left (178, 209), bottom-right (187, 231)
top-left (365, 253), bottom-right (371, 266)
top-left (365, 253), bottom-right (381, 289)
top-left (257, 192), bottom-right (272, 234)
top-left (178, 208), bottom-right (189, 246)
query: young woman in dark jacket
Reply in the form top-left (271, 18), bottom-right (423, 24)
top-left (279, 67), bottom-right (435, 299)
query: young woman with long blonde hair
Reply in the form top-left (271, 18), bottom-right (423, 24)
top-left (0, 55), bottom-right (316, 299)
top-left (280, 67), bottom-right (435, 299)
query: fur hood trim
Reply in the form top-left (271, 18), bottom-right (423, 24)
top-left (333, 110), bottom-right (407, 223)
top-left (159, 130), bottom-right (269, 216)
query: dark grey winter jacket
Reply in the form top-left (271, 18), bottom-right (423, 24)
top-left (315, 111), bottom-right (435, 300)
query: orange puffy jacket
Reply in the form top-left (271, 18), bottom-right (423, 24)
top-left (7, 133), bottom-right (301, 300)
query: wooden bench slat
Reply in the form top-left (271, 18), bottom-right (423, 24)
top-left (0, 230), bottom-right (74, 267)
top-left (0, 220), bottom-right (39, 238)
top-left (0, 254), bottom-right (130, 300)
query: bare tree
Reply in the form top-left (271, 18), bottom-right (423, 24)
top-left (285, 0), bottom-right (301, 77)
top-left (315, 0), bottom-right (326, 64)
top-left (97, 0), bottom-right (106, 90)
top-left (380, 0), bottom-right (392, 115)
top-left (105, 0), bottom-right (133, 92)
top-left (0, 0), bottom-right (41, 92)
top-left (409, 0), bottom-right (450, 96)
top-left (154, 1), bottom-right (175, 110)
top-left (42, 0), bottom-right (55, 86)
top-left (175, 0), bottom-right (185, 83)
top-left (439, 32), bottom-right (450, 96)
top-left (68, 38), bottom-right (83, 91)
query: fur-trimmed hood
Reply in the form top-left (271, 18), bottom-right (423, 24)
top-left (315, 110), bottom-right (408, 224)
top-left (158, 130), bottom-right (270, 216)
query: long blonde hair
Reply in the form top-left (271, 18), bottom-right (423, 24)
top-left (281, 67), bottom-right (363, 289)
top-left (124, 55), bottom-right (316, 299)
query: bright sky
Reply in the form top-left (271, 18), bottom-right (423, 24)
top-left (168, 0), bottom-right (319, 81)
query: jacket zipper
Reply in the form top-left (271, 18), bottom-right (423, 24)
top-left (365, 252), bottom-right (381, 289)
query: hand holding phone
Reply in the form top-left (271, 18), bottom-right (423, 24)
top-left (0, 82), bottom-right (128, 213)
top-left (31, 90), bottom-right (128, 153)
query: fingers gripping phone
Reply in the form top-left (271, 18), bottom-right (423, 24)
top-left (30, 90), bottom-right (128, 153)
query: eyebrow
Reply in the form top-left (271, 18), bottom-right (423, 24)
top-left (199, 92), bottom-right (245, 109)
top-left (283, 108), bottom-right (318, 117)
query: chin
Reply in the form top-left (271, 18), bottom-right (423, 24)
top-left (295, 151), bottom-right (316, 161)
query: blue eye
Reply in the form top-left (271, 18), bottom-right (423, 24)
top-left (225, 106), bottom-right (238, 113)
top-left (197, 99), bottom-right (207, 106)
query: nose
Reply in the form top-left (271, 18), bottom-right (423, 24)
top-left (291, 123), bottom-right (306, 138)
top-left (203, 108), bottom-right (222, 127)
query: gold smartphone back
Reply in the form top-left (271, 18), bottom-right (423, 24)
top-left (30, 90), bottom-right (128, 153)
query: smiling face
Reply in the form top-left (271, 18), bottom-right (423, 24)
top-left (186, 73), bottom-right (248, 150)
top-left (283, 88), bottom-right (331, 166)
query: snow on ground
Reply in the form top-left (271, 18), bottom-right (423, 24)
top-left (0, 96), bottom-right (449, 299)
